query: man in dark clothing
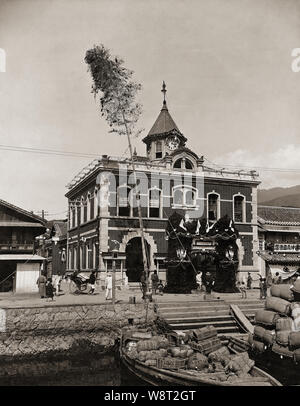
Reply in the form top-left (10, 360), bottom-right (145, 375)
top-left (89, 271), bottom-right (96, 294)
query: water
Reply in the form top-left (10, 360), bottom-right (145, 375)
top-left (0, 352), bottom-right (144, 386)
top-left (0, 350), bottom-right (298, 386)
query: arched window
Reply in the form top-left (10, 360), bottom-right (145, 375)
top-left (173, 158), bottom-right (194, 170)
top-left (233, 195), bottom-right (246, 223)
top-left (148, 188), bottom-right (162, 218)
top-left (76, 200), bottom-right (80, 227)
top-left (118, 185), bottom-right (131, 217)
top-left (71, 205), bottom-right (76, 228)
top-left (207, 193), bottom-right (220, 221)
top-left (87, 193), bottom-right (91, 221)
top-left (83, 197), bottom-right (88, 223)
top-left (173, 186), bottom-right (197, 207)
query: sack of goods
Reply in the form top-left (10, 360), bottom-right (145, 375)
top-left (192, 326), bottom-right (218, 342)
top-left (252, 339), bottom-right (266, 353)
top-left (291, 280), bottom-right (300, 294)
top-left (225, 352), bottom-right (255, 377)
top-left (289, 331), bottom-right (300, 349)
top-left (170, 346), bottom-right (189, 359)
top-left (272, 343), bottom-right (294, 358)
top-left (253, 326), bottom-right (275, 345)
top-left (293, 348), bottom-right (300, 362)
top-left (276, 317), bottom-right (294, 332)
top-left (265, 297), bottom-right (291, 316)
top-left (187, 352), bottom-right (208, 370)
top-left (270, 284), bottom-right (294, 302)
top-left (275, 330), bottom-right (291, 347)
top-left (157, 356), bottom-right (187, 370)
top-left (208, 346), bottom-right (231, 364)
top-left (291, 306), bottom-right (300, 331)
top-left (136, 336), bottom-right (168, 352)
top-left (255, 309), bottom-right (281, 327)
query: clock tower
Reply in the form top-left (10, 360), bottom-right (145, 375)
top-left (142, 82), bottom-right (187, 161)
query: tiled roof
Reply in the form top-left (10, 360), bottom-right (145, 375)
top-left (258, 251), bottom-right (300, 264)
top-left (258, 205), bottom-right (300, 226)
top-left (0, 198), bottom-right (46, 225)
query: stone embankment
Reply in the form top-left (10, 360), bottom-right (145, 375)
top-left (0, 302), bottom-right (155, 361)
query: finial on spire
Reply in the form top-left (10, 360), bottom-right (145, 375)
top-left (161, 81), bottom-right (167, 106)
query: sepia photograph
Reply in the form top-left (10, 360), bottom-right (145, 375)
top-left (0, 0), bottom-right (300, 393)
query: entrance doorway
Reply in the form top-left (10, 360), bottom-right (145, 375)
top-left (125, 237), bottom-right (150, 282)
top-left (0, 261), bottom-right (16, 292)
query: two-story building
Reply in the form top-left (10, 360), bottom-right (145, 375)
top-left (0, 199), bottom-right (46, 293)
top-left (257, 205), bottom-right (300, 281)
top-left (65, 88), bottom-right (260, 286)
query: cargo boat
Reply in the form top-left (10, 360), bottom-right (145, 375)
top-left (120, 333), bottom-right (282, 386)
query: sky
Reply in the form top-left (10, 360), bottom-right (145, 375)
top-left (0, 0), bottom-right (300, 219)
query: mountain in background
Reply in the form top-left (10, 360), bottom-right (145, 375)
top-left (258, 185), bottom-right (300, 208)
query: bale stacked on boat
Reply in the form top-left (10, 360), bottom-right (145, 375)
top-left (225, 352), bottom-right (255, 377)
top-left (253, 326), bottom-right (275, 346)
top-left (291, 303), bottom-right (300, 330)
top-left (187, 352), bottom-right (209, 370)
top-left (270, 284), bottom-right (294, 302)
top-left (265, 297), bottom-right (291, 316)
top-left (255, 309), bottom-right (280, 327)
top-left (275, 317), bottom-right (294, 331)
top-left (190, 326), bottom-right (223, 355)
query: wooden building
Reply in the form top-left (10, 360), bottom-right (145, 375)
top-left (65, 88), bottom-right (260, 286)
top-left (0, 199), bottom-right (46, 293)
top-left (257, 205), bottom-right (300, 280)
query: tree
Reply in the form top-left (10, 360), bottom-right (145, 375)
top-left (85, 44), bottom-right (150, 295)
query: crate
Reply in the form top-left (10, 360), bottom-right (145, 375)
top-left (190, 337), bottom-right (222, 355)
top-left (156, 357), bottom-right (187, 370)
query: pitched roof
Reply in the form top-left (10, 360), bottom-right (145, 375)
top-left (258, 205), bottom-right (300, 226)
top-left (148, 102), bottom-right (180, 136)
top-left (0, 198), bottom-right (46, 225)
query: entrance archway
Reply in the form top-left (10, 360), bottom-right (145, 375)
top-left (125, 237), bottom-right (150, 282)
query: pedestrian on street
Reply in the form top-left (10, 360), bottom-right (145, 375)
top-left (266, 272), bottom-right (273, 296)
top-left (105, 272), bottom-right (112, 300)
top-left (157, 280), bottom-right (164, 296)
top-left (89, 270), bottom-right (97, 294)
top-left (46, 278), bottom-right (56, 301)
top-left (151, 270), bottom-right (159, 295)
top-left (247, 272), bottom-right (252, 290)
top-left (240, 281), bottom-right (247, 299)
top-left (36, 273), bottom-right (47, 298)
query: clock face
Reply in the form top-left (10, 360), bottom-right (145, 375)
top-left (166, 135), bottom-right (180, 151)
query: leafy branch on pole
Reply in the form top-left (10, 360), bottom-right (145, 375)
top-left (85, 44), bottom-right (150, 297)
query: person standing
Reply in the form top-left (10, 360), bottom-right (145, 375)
top-left (196, 271), bottom-right (203, 292)
top-left (105, 272), bottom-right (112, 300)
top-left (240, 281), bottom-right (247, 299)
top-left (36, 273), bottom-right (47, 298)
top-left (89, 270), bottom-right (96, 295)
top-left (247, 272), bottom-right (253, 290)
top-left (266, 272), bottom-right (273, 297)
top-left (151, 270), bottom-right (159, 295)
top-left (46, 278), bottom-right (55, 301)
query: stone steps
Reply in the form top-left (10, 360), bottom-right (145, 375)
top-left (156, 297), bottom-right (262, 335)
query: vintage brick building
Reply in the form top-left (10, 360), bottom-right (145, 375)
top-left (65, 90), bottom-right (260, 285)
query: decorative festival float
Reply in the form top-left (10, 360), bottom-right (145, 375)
top-left (164, 212), bottom-right (240, 294)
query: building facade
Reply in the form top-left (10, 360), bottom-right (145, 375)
top-left (65, 91), bottom-right (260, 285)
top-left (0, 199), bottom-right (46, 293)
top-left (257, 205), bottom-right (300, 281)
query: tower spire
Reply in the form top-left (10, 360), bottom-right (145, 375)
top-left (161, 81), bottom-right (167, 109)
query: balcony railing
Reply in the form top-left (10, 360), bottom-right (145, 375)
top-left (273, 243), bottom-right (300, 252)
top-left (0, 243), bottom-right (34, 251)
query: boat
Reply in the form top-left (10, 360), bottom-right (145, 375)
top-left (120, 332), bottom-right (282, 386)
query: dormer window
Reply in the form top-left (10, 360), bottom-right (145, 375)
top-left (174, 158), bottom-right (194, 170)
top-left (156, 141), bottom-right (162, 159)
